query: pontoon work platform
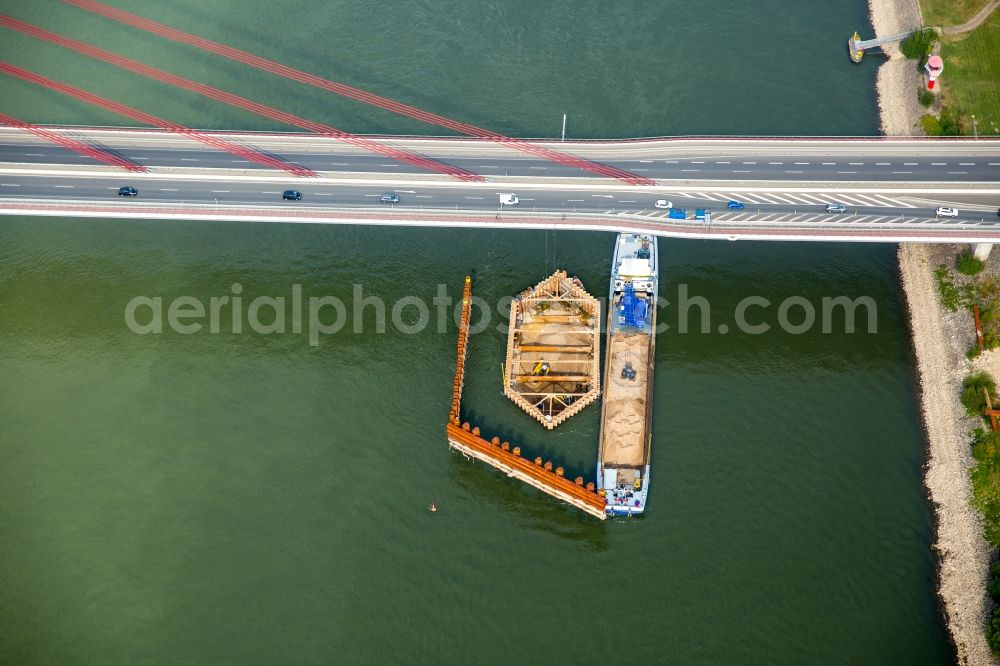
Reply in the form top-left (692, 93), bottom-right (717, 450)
top-left (503, 271), bottom-right (600, 429)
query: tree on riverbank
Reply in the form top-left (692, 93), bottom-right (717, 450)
top-left (900, 28), bottom-right (938, 68)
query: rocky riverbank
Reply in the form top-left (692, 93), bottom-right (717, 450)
top-left (870, 0), bottom-right (925, 135)
top-left (898, 244), bottom-right (996, 665)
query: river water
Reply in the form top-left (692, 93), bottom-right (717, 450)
top-left (0, 1), bottom-right (953, 663)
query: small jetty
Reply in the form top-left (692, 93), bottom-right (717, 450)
top-left (446, 276), bottom-right (607, 520)
top-left (503, 271), bottom-right (600, 429)
top-left (848, 29), bottom-right (914, 62)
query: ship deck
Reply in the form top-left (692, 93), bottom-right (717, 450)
top-left (598, 330), bottom-right (650, 467)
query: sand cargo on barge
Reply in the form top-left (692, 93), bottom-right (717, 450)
top-left (597, 233), bottom-right (658, 516)
top-left (503, 271), bottom-right (601, 429)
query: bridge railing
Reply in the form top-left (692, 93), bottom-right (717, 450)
top-left (1, 199), bottom-right (997, 242)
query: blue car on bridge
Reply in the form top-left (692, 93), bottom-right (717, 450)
top-left (727, 200), bottom-right (744, 210)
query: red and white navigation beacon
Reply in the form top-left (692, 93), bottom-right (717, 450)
top-left (925, 55), bottom-right (944, 90)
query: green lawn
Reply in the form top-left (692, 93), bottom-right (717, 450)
top-left (938, 9), bottom-right (1000, 136)
top-left (919, 0), bottom-right (990, 26)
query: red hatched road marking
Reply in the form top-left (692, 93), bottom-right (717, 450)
top-left (63, 0), bottom-right (654, 186)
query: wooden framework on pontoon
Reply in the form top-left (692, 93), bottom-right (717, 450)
top-left (503, 270), bottom-right (600, 429)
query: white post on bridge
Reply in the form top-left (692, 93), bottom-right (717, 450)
top-left (561, 114), bottom-right (567, 142)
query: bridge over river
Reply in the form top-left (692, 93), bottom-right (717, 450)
top-left (1, 128), bottom-right (998, 252)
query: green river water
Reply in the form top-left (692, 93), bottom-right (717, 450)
top-left (0, 1), bottom-right (954, 663)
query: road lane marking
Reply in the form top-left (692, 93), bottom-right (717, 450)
top-left (26, 153), bottom-right (44, 156)
top-left (1, 183), bottom-right (20, 186)
top-left (822, 162), bottom-right (836, 165)
top-left (876, 162), bottom-right (890, 166)
top-left (692, 160), bottom-right (705, 164)
top-left (379, 164), bottom-right (399, 167)
top-left (639, 160), bottom-right (653, 163)
top-left (313, 193), bottom-right (333, 196)
top-left (742, 161), bottom-right (756, 165)
top-left (732, 170), bottom-right (751, 173)
top-left (716, 161), bottom-right (730, 164)
top-left (478, 165), bottom-right (497, 168)
top-left (681, 169), bottom-right (699, 172)
top-left (794, 162), bottom-right (810, 165)
top-left (848, 162), bottom-right (863, 165)
top-left (931, 162), bottom-right (946, 166)
top-left (53, 185), bottom-right (74, 188)
top-left (891, 171), bottom-right (912, 174)
top-left (567, 199), bottom-right (584, 202)
top-left (415, 195), bottom-right (432, 198)
top-left (903, 162), bottom-right (918, 166)
top-left (948, 171), bottom-right (967, 175)
top-left (160, 188), bottom-right (178, 191)
top-left (180, 158), bottom-right (199, 161)
top-left (210, 190), bottom-right (230, 193)
top-left (665, 160), bottom-right (678, 163)
top-left (232, 160), bottom-right (250, 163)
top-left (785, 170), bottom-right (803, 174)
top-left (768, 161), bottom-right (783, 165)
top-left (960, 162), bottom-right (975, 166)
top-left (464, 196), bottom-right (484, 200)
top-left (529, 166), bottom-right (547, 170)
top-left (837, 171), bottom-right (857, 174)
top-left (792, 193), bottom-right (827, 204)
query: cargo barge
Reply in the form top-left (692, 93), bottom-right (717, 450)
top-left (597, 233), bottom-right (658, 516)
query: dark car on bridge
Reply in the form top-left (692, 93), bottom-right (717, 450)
top-left (380, 193), bottom-right (400, 204)
top-left (118, 186), bottom-right (138, 197)
top-left (727, 200), bottom-right (744, 210)
top-left (282, 190), bottom-right (302, 201)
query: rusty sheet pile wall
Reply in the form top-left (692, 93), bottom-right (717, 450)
top-left (446, 276), bottom-right (606, 520)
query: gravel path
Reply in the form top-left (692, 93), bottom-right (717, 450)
top-left (899, 243), bottom-right (997, 665)
top-left (943, 0), bottom-right (1000, 35)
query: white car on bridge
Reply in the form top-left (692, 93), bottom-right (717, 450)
top-left (499, 193), bottom-right (519, 206)
top-left (654, 199), bottom-right (672, 209)
top-left (936, 207), bottom-right (959, 217)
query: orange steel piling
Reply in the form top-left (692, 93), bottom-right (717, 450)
top-left (445, 276), bottom-right (606, 520)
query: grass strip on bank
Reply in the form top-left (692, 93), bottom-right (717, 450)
top-left (921, 0), bottom-right (992, 26)
top-left (937, 8), bottom-right (1000, 136)
top-left (917, 0), bottom-right (1000, 135)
